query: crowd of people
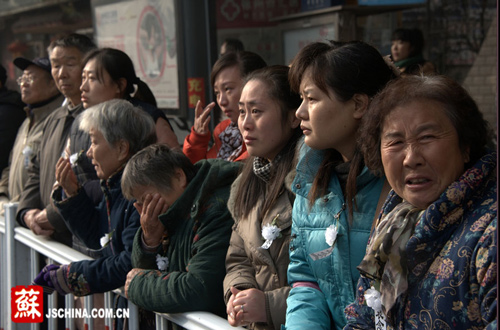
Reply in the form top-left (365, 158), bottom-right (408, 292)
top-left (0, 29), bottom-right (496, 330)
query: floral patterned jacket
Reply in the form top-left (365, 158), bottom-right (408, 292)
top-left (344, 150), bottom-right (497, 330)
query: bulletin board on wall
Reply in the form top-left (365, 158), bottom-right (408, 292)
top-left (90, 0), bottom-right (182, 115)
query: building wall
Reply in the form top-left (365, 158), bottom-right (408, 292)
top-left (462, 15), bottom-right (497, 134)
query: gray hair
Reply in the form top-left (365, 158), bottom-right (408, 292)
top-left (47, 33), bottom-right (96, 56)
top-left (79, 99), bottom-right (157, 156)
top-left (122, 144), bottom-right (196, 200)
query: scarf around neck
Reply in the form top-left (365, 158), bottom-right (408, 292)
top-left (253, 157), bottom-right (273, 183)
top-left (357, 200), bottom-right (424, 314)
top-left (217, 121), bottom-right (243, 161)
top-left (394, 53), bottom-right (426, 69)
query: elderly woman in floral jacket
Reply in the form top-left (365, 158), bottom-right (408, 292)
top-left (344, 75), bottom-right (497, 330)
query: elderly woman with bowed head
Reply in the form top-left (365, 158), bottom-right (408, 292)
top-left (122, 144), bottom-right (240, 321)
top-left (284, 40), bottom-right (397, 330)
top-left (344, 74), bottom-right (497, 330)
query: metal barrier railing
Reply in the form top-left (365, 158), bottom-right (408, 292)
top-left (1, 203), bottom-right (243, 330)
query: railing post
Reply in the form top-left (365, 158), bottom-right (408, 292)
top-left (29, 249), bottom-right (40, 330)
top-left (84, 295), bottom-right (94, 330)
top-left (104, 291), bottom-right (113, 329)
top-left (5, 203), bottom-right (18, 330)
top-left (65, 295), bottom-right (75, 330)
top-left (127, 299), bottom-right (139, 330)
top-left (1, 208), bottom-right (5, 330)
top-left (45, 258), bottom-right (56, 330)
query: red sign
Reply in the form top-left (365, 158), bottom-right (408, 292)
top-left (11, 285), bottom-right (43, 323)
top-left (187, 78), bottom-right (205, 108)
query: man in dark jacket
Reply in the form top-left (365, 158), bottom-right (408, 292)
top-left (0, 64), bottom-right (25, 175)
top-left (16, 34), bottom-right (96, 246)
top-left (0, 56), bottom-right (63, 210)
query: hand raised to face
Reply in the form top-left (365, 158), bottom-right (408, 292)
top-left (134, 193), bottom-right (168, 247)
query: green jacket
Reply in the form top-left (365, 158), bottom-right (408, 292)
top-left (127, 159), bottom-right (240, 316)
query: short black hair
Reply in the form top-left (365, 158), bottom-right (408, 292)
top-left (392, 28), bottom-right (425, 56)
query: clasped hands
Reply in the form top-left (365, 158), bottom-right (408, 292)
top-left (227, 287), bottom-right (267, 327)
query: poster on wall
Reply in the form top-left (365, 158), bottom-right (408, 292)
top-left (93, 0), bottom-right (178, 109)
top-left (283, 25), bottom-right (335, 65)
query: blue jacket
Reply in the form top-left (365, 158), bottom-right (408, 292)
top-left (285, 144), bottom-right (385, 330)
top-left (53, 169), bottom-right (140, 295)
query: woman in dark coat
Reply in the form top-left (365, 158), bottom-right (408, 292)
top-left (33, 99), bottom-right (156, 325)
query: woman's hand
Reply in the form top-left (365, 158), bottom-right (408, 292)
top-left (134, 193), bottom-right (168, 247)
top-left (55, 157), bottom-right (79, 197)
top-left (227, 287), bottom-right (267, 326)
top-left (125, 268), bottom-right (143, 298)
top-left (193, 101), bottom-right (215, 135)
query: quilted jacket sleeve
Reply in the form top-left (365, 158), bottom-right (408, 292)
top-left (127, 202), bottom-right (232, 314)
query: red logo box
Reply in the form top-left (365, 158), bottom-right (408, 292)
top-left (11, 285), bottom-right (43, 323)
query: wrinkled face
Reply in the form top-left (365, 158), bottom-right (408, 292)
top-left (80, 58), bottom-right (120, 109)
top-left (213, 65), bottom-right (243, 123)
top-left (50, 46), bottom-right (84, 106)
top-left (296, 70), bottom-right (358, 161)
top-left (381, 100), bottom-right (468, 210)
top-left (19, 65), bottom-right (58, 105)
top-left (238, 79), bottom-right (298, 161)
top-left (391, 40), bottom-right (412, 62)
top-left (86, 128), bottom-right (125, 180)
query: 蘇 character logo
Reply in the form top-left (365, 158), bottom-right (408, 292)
top-left (11, 285), bottom-right (43, 323)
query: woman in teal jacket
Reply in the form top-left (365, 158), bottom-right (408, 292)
top-left (284, 41), bottom-right (396, 330)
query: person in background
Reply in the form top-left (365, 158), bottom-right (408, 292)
top-left (80, 47), bottom-right (179, 149)
top-left (390, 28), bottom-right (436, 75)
top-left (224, 65), bottom-right (302, 330)
top-left (344, 74), bottom-right (496, 330)
top-left (0, 57), bottom-right (62, 209)
top-left (220, 38), bottom-right (245, 56)
top-left (0, 63), bottom-right (26, 213)
top-left (33, 99), bottom-right (156, 330)
top-left (183, 51), bottom-right (266, 164)
top-left (13, 34), bottom-right (98, 330)
top-left (122, 144), bottom-right (239, 326)
top-left (0, 64), bottom-right (25, 175)
top-left (17, 34), bottom-right (96, 246)
top-left (284, 40), bottom-right (396, 330)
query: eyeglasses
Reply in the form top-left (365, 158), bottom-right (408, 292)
top-left (16, 75), bottom-right (34, 85)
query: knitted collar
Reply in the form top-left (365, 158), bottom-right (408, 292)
top-left (394, 53), bottom-right (425, 69)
